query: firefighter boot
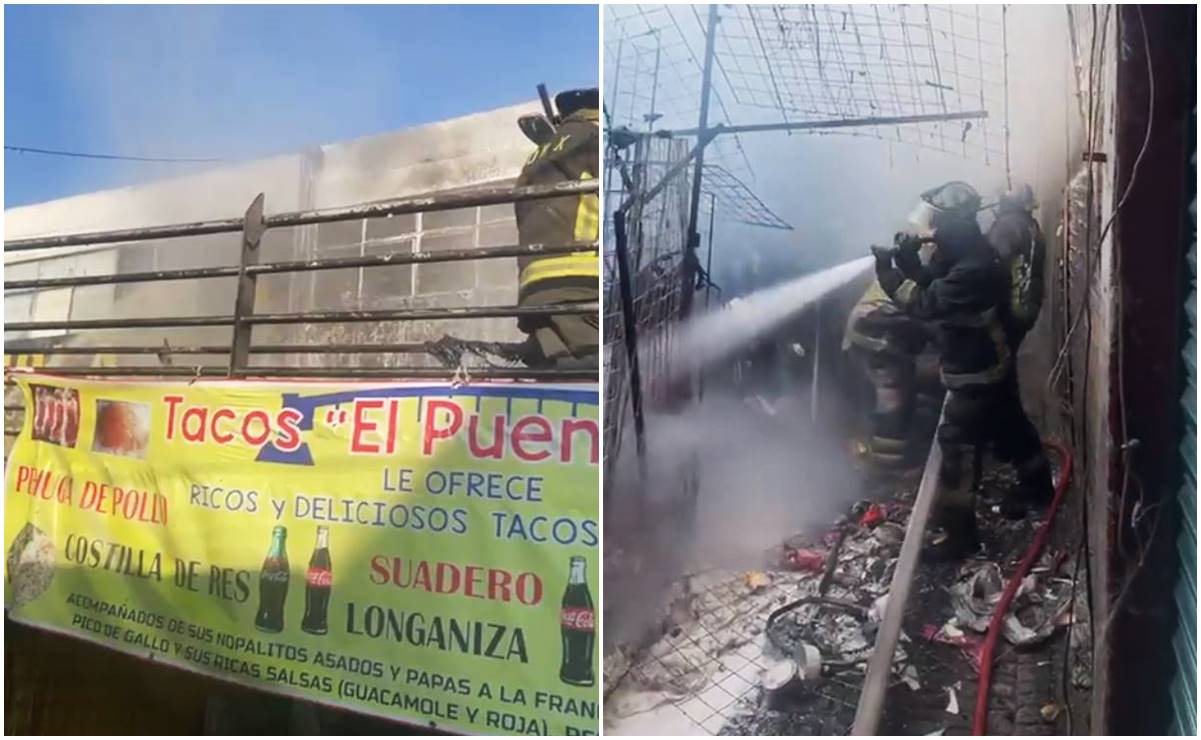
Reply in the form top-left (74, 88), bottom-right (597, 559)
top-left (926, 504), bottom-right (982, 562)
top-left (1001, 454), bottom-right (1055, 519)
top-left (515, 333), bottom-right (555, 370)
top-left (866, 354), bottom-right (919, 477)
top-left (924, 442), bottom-right (981, 561)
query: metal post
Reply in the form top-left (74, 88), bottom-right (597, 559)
top-left (1001, 4), bottom-right (1012, 189)
top-left (704, 192), bottom-right (717, 311)
top-left (610, 34), bottom-right (625, 127)
top-left (230, 194), bottom-right (267, 375)
top-left (298, 147), bottom-right (322, 368)
top-left (811, 298), bottom-right (821, 424)
top-left (613, 210), bottom-right (649, 483)
top-left (680, 2), bottom-right (720, 321)
top-left (645, 37), bottom-right (662, 131)
top-left (852, 398), bottom-right (947, 734)
top-left (698, 192), bottom-right (717, 401)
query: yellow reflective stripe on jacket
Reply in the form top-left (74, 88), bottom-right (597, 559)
top-left (843, 279), bottom-right (901, 352)
top-left (893, 279), bottom-right (920, 309)
top-left (573, 172), bottom-right (599, 243)
top-left (519, 253), bottom-right (600, 289)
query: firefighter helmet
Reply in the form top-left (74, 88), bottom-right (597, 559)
top-left (998, 183), bottom-right (1036, 213)
top-left (554, 88), bottom-right (599, 119)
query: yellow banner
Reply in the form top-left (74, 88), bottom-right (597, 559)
top-left (4, 374), bottom-right (599, 734)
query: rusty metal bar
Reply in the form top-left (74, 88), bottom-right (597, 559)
top-left (4, 265), bottom-right (241, 291)
top-left (682, 2), bottom-right (721, 324)
top-left (4, 180), bottom-right (596, 253)
top-left (0, 343), bottom-right (440, 356)
top-left (248, 343), bottom-right (429, 354)
top-left (6, 316), bottom-right (237, 331)
top-left (245, 303), bottom-right (597, 325)
top-left (612, 210), bottom-right (649, 482)
top-left (4, 302), bottom-right (597, 332)
top-left (14, 365), bottom-right (596, 381)
top-left (4, 218), bottom-right (244, 253)
top-left (3, 345), bottom-right (229, 355)
top-left (654, 110), bottom-right (990, 138)
top-left (3, 241), bottom-right (596, 291)
top-left (249, 241), bottom-right (596, 276)
top-left (265, 180), bottom-right (596, 230)
top-left (229, 194), bottom-right (266, 375)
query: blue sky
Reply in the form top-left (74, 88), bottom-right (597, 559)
top-left (4, 4), bottom-right (598, 207)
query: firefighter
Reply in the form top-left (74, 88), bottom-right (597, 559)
top-left (988, 183), bottom-right (1045, 350)
top-left (513, 87), bottom-right (600, 369)
top-left (873, 181), bottom-right (1053, 559)
top-left (843, 237), bottom-right (940, 475)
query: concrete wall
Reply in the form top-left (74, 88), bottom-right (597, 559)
top-left (4, 101), bottom-right (542, 368)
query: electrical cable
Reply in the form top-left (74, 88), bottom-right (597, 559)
top-left (4, 145), bottom-right (221, 163)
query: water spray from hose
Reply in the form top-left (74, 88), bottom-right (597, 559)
top-left (667, 255), bottom-right (873, 380)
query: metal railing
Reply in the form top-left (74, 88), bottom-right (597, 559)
top-left (3, 180), bottom-right (599, 382)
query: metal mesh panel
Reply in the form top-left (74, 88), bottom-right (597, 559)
top-left (603, 135), bottom-right (692, 489)
top-left (605, 4), bottom-right (1010, 170)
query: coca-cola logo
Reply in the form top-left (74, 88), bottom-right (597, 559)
top-left (561, 607), bottom-right (595, 631)
top-left (306, 568), bottom-right (332, 587)
top-left (261, 569), bottom-right (290, 583)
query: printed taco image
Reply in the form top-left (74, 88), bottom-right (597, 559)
top-left (93, 400), bottom-right (150, 458)
top-left (7, 522), bottom-right (56, 608)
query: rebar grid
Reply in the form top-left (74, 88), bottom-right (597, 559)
top-left (606, 4), bottom-right (1009, 169)
top-left (605, 4), bottom-right (758, 181)
top-left (701, 165), bottom-right (791, 230)
top-left (602, 136), bottom-right (692, 483)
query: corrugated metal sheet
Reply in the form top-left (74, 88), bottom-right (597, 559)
top-left (1167, 148), bottom-right (1197, 735)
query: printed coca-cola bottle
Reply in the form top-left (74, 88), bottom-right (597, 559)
top-left (559, 556), bottom-right (595, 687)
top-left (255, 526), bottom-right (289, 633)
top-left (301, 526), bottom-right (332, 635)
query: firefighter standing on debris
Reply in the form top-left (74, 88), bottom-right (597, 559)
top-left (872, 181), bottom-right (1054, 559)
top-left (843, 244), bottom-right (942, 476)
top-left (513, 87), bottom-right (600, 369)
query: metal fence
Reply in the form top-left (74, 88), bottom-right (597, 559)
top-left (3, 180), bottom-right (599, 381)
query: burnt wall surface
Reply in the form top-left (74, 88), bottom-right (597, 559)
top-left (4, 103), bottom-right (540, 368)
top-left (1105, 5), bottom-right (1197, 734)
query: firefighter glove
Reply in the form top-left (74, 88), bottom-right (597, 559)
top-left (871, 245), bottom-right (896, 273)
top-left (894, 243), bottom-right (923, 278)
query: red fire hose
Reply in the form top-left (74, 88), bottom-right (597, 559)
top-left (972, 440), bottom-right (1074, 736)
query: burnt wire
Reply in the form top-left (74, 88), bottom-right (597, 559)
top-left (1048, 4), bottom-right (1158, 696)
